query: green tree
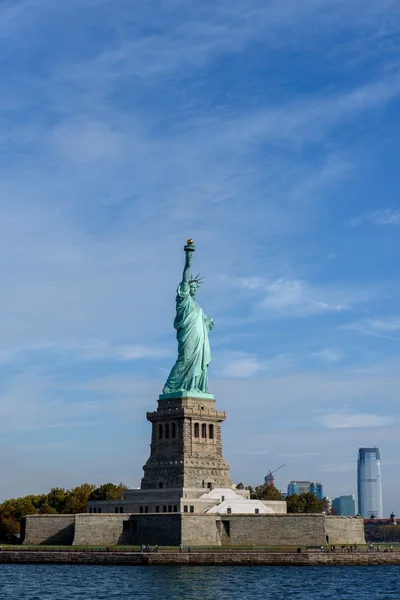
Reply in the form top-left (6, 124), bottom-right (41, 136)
top-left (39, 503), bottom-right (57, 514)
top-left (1, 497), bottom-right (39, 521)
top-left (30, 494), bottom-right (48, 511)
top-left (320, 497), bottom-right (331, 514)
top-left (376, 525), bottom-right (400, 542)
top-left (0, 497), bottom-right (39, 538)
top-left (235, 483), bottom-right (283, 501)
top-left (46, 487), bottom-right (68, 513)
top-left (254, 484), bottom-right (284, 501)
top-left (89, 482), bottom-right (127, 502)
top-left (0, 515), bottom-right (19, 539)
top-left (64, 483), bottom-right (97, 514)
top-left (286, 493), bottom-right (303, 513)
top-left (286, 492), bottom-right (329, 514)
top-left (0, 482), bottom-right (130, 540)
top-left (300, 492), bottom-right (324, 513)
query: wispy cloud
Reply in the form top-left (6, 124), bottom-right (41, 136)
top-left (343, 316), bottom-right (400, 338)
top-left (316, 411), bottom-right (393, 429)
top-left (37, 0), bottom-right (398, 82)
top-left (0, 341), bottom-right (172, 366)
top-left (218, 352), bottom-right (266, 378)
top-left (279, 452), bottom-right (320, 459)
top-left (237, 277), bottom-right (372, 318)
top-left (78, 342), bottom-right (173, 361)
top-left (350, 208), bottom-right (400, 227)
top-left (217, 351), bottom-right (293, 378)
top-left (316, 461), bottom-right (355, 474)
top-left (310, 348), bottom-right (346, 363)
top-left (0, 369), bottom-right (158, 434)
top-left (261, 279), bottom-right (346, 315)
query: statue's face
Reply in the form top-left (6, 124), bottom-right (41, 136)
top-left (189, 282), bottom-right (198, 296)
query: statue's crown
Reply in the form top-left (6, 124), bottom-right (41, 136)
top-left (189, 273), bottom-right (203, 286)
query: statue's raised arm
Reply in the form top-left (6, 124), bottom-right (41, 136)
top-left (180, 240), bottom-right (193, 291)
top-left (162, 240), bottom-right (213, 397)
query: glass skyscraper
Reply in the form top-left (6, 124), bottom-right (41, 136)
top-left (287, 481), bottom-right (324, 500)
top-left (332, 494), bottom-right (356, 516)
top-left (357, 447), bottom-right (383, 518)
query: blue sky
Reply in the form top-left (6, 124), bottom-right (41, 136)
top-left (0, 0), bottom-right (399, 514)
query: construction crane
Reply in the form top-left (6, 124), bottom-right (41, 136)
top-left (264, 464), bottom-right (285, 487)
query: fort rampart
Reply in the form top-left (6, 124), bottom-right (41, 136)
top-left (21, 515), bottom-right (75, 545)
top-left (21, 513), bottom-right (365, 547)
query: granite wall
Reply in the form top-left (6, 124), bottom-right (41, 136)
top-left (21, 513), bottom-right (365, 547)
top-left (73, 514), bottom-right (130, 546)
top-left (181, 514), bottom-right (365, 547)
top-left (122, 514), bottom-right (181, 546)
top-left (325, 516), bottom-right (366, 545)
top-left (73, 513), bottom-right (181, 546)
top-left (21, 515), bottom-right (75, 545)
top-left (182, 514), bottom-right (328, 546)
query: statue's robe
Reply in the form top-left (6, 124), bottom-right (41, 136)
top-left (163, 283), bottom-right (211, 394)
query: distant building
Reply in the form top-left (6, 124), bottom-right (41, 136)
top-left (287, 481), bottom-right (324, 500)
top-left (265, 472), bottom-right (275, 487)
top-left (287, 481), bottom-right (311, 496)
top-left (357, 447), bottom-right (383, 519)
top-left (309, 482), bottom-right (324, 500)
top-left (264, 465), bottom-right (285, 487)
top-left (332, 494), bottom-right (356, 516)
top-left (364, 516), bottom-right (400, 542)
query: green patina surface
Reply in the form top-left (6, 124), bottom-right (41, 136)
top-left (159, 391), bottom-right (214, 400)
top-left (163, 241), bottom-right (214, 396)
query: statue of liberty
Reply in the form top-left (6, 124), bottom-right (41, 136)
top-left (162, 240), bottom-right (214, 395)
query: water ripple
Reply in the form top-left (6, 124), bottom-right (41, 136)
top-left (1, 564), bottom-right (400, 600)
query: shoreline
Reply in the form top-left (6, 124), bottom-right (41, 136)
top-left (1, 551), bottom-right (400, 566)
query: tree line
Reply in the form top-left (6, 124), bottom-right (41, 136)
top-left (236, 482), bottom-right (331, 513)
top-left (0, 482), bottom-right (127, 540)
top-left (0, 481), bottom-right (346, 541)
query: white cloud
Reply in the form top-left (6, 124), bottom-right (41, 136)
top-left (238, 277), bottom-right (266, 291)
top-left (350, 208), bottom-right (400, 227)
top-left (278, 452), bottom-right (320, 459)
top-left (78, 341), bottom-right (172, 361)
top-left (0, 370), bottom-right (159, 434)
top-left (219, 354), bottom-right (265, 378)
top-left (344, 316), bottom-right (400, 338)
top-left (310, 348), bottom-right (346, 363)
top-left (0, 340), bottom-right (172, 366)
top-left (262, 279), bottom-right (347, 315)
top-left (238, 277), bottom-right (363, 317)
top-left (0, 0), bottom-right (395, 354)
top-left (316, 461), bottom-right (355, 474)
top-left (217, 351), bottom-right (293, 378)
top-left (316, 412), bottom-right (393, 429)
top-left (51, 0), bottom-right (400, 84)
top-left (52, 120), bottom-right (124, 163)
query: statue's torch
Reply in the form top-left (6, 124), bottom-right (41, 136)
top-left (184, 238), bottom-right (195, 253)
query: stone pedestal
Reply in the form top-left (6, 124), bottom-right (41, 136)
top-left (141, 394), bottom-right (232, 490)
